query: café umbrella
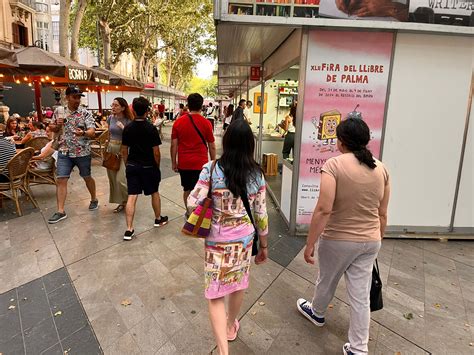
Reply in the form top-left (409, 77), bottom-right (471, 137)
top-left (0, 48), bottom-right (18, 68)
top-left (0, 46), bottom-right (109, 120)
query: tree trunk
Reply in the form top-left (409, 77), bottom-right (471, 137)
top-left (59, 0), bottom-right (71, 58)
top-left (99, 19), bottom-right (112, 69)
top-left (70, 0), bottom-right (88, 62)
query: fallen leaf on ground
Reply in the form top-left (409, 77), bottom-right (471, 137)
top-left (121, 299), bottom-right (132, 307)
top-left (403, 313), bottom-right (413, 320)
top-left (251, 311), bottom-right (257, 315)
top-left (394, 282), bottom-right (399, 285)
top-left (469, 343), bottom-right (473, 347)
top-left (434, 303), bottom-right (441, 308)
top-left (465, 323), bottom-right (470, 327)
top-left (259, 301), bottom-right (265, 306)
top-left (190, 310), bottom-right (196, 314)
top-left (8, 305), bottom-right (15, 310)
top-left (171, 310), bottom-right (175, 314)
top-left (54, 311), bottom-right (62, 317)
top-left (418, 314), bottom-right (424, 318)
top-left (9, 298), bottom-right (14, 302)
top-left (34, 249), bottom-right (39, 252)
top-left (328, 304), bottom-right (334, 309)
top-left (395, 352), bottom-right (401, 355)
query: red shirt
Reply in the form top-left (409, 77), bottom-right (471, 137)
top-left (172, 113), bottom-right (215, 170)
top-left (158, 104), bottom-right (165, 113)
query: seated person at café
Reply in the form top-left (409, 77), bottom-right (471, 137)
top-left (4, 117), bottom-right (19, 138)
top-left (19, 121), bottom-right (47, 145)
top-left (30, 127), bottom-right (57, 172)
top-left (0, 129), bottom-right (16, 182)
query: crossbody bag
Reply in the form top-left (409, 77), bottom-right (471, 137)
top-left (187, 113), bottom-right (208, 151)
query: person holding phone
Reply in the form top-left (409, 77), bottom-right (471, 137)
top-left (47, 86), bottom-right (98, 224)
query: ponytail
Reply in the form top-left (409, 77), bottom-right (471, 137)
top-left (336, 117), bottom-right (377, 170)
top-left (353, 147), bottom-right (376, 169)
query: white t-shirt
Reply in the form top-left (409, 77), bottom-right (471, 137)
top-left (224, 115), bottom-right (232, 125)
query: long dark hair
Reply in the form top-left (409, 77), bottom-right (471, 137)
top-left (219, 120), bottom-right (263, 197)
top-left (226, 104), bottom-right (234, 117)
top-left (336, 117), bottom-right (376, 169)
top-left (114, 97), bottom-right (134, 120)
top-left (5, 117), bottom-right (18, 135)
top-left (289, 103), bottom-right (297, 119)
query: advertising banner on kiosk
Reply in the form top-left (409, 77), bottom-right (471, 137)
top-left (296, 30), bottom-right (394, 225)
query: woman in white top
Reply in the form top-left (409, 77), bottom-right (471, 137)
top-left (282, 104), bottom-right (296, 160)
top-left (223, 104), bottom-right (234, 131)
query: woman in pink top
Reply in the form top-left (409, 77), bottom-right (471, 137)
top-left (296, 117), bottom-right (390, 355)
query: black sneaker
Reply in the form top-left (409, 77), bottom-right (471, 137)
top-left (48, 212), bottom-right (67, 224)
top-left (154, 216), bottom-right (168, 227)
top-left (123, 229), bottom-right (135, 241)
top-left (89, 199), bottom-right (99, 210)
top-left (296, 298), bottom-right (325, 327)
top-left (343, 343), bottom-right (355, 355)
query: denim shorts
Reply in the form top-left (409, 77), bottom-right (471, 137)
top-left (56, 153), bottom-right (92, 178)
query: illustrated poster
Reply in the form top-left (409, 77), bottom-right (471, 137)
top-left (296, 30), bottom-right (394, 225)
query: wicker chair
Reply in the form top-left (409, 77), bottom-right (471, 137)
top-left (91, 129), bottom-right (108, 161)
top-left (0, 148), bottom-right (39, 216)
top-left (25, 136), bottom-right (50, 151)
top-left (28, 158), bottom-right (56, 186)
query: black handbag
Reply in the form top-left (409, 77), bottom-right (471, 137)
top-left (370, 259), bottom-right (383, 312)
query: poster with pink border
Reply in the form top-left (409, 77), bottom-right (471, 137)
top-left (296, 30), bottom-right (394, 225)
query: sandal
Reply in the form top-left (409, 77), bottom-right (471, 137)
top-left (227, 319), bottom-right (240, 342)
top-left (113, 204), bottom-right (125, 213)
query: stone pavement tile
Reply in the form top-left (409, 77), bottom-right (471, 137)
top-left (227, 338), bottom-right (256, 355)
top-left (0, 296), bottom-right (21, 344)
top-left (104, 331), bottom-right (141, 355)
top-left (129, 315), bottom-right (168, 354)
top-left (237, 316), bottom-right (275, 353)
top-left (152, 298), bottom-right (188, 338)
top-left (287, 248), bottom-right (315, 284)
top-left (0, 332), bottom-right (24, 355)
top-left (40, 342), bottom-right (63, 355)
top-left (80, 287), bottom-right (115, 323)
top-left (422, 240), bottom-right (474, 267)
top-left (48, 282), bottom-right (78, 311)
top-left (36, 244), bottom-right (63, 277)
top-left (371, 286), bottom-right (426, 348)
top-left (42, 268), bottom-right (70, 294)
top-left (113, 293), bottom-right (149, 330)
top-left (53, 301), bottom-right (88, 341)
top-left (17, 278), bottom-right (51, 331)
top-left (170, 322), bottom-right (215, 354)
top-left (23, 317), bottom-right (60, 355)
top-left (159, 175), bottom-right (186, 208)
top-left (170, 287), bottom-right (207, 322)
top-left (146, 241), bottom-right (183, 271)
top-left (155, 341), bottom-right (179, 355)
top-left (374, 326), bottom-right (428, 354)
top-left (90, 307), bottom-right (128, 350)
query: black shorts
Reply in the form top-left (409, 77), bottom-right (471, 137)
top-left (126, 164), bottom-right (161, 196)
top-left (179, 169), bottom-right (201, 192)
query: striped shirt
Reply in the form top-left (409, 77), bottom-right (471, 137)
top-left (0, 136), bottom-right (16, 175)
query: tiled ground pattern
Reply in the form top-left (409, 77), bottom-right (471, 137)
top-left (0, 268), bottom-right (100, 354)
top-left (0, 124), bottom-right (473, 354)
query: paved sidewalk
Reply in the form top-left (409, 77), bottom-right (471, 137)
top-left (1, 124), bottom-right (473, 354)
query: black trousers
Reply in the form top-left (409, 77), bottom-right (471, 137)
top-left (282, 132), bottom-right (295, 159)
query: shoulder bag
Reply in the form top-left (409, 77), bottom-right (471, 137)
top-left (182, 160), bottom-right (217, 238)
top-left (188, 113), bottom-right (208, 151)
top-left (240, 189), bottom-right (259, 257)
top-left (102, 117), bottom-right (121, 171)
top-left (370, 259), bottom-right (383, 312)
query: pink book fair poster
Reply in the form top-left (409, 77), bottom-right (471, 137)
top-left (296, 30), bottom-right (394, 225)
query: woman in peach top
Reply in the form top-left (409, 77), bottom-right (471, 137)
top-left (296, 117), bottom-right (390, 355)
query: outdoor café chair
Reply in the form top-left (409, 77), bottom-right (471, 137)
top-left (25, 136), bottom-right (50, 152)
top-left (91, 129), bottom-right (108, 161)
top-left (0, 148), bottom-right (39, 216)
top-left (28, 158), bottom-right (56, 186)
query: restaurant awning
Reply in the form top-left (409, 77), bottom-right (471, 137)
top-left (0, 46), bottom-right (108, 84)
top-left (91, 66), bottom-right (144, 91)
top-left (0, 48), bottom-right (18, 68)
top-left (216, 23), bottom-right (298, 97)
